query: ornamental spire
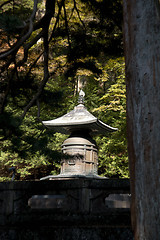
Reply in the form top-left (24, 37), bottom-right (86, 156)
top-left (78, 90), bottom-right (85, 104)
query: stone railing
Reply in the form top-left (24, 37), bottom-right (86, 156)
top-left (0, 178), bottom-right (133, 240)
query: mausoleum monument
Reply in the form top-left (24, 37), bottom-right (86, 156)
top-left (41, 90), bottom-right (117, 180)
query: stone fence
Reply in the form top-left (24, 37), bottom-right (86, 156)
top-left (0, 178), bottom-right (133, 240)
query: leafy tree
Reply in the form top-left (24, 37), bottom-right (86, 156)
top-left (93, 57), bottom-right (128, 178)
top-left (0, 0), bottom-right (127, 180)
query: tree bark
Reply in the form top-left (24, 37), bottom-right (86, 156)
top-left (123, 0), bottom-right (160, 239)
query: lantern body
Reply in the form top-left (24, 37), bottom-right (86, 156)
top-left (61, 132), bottom-right (98, 177)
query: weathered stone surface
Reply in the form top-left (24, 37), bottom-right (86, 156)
top-left (0, 179), bottom-right (133, 239)
top-left (105, 194), bottom-right (131, 208)
top-left (0, 227), bottom-right (133, 240)
top-left (28, 195), bottom-right (66, 209)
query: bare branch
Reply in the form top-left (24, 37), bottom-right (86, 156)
top-left (68, 6), bottom-right (75, 21)
top-left (21, 70), bottom-right (48, 119)
top-left (63, 2), bottom-right (72, 51)
top-left (0, 0), bottom-right (38, 60)
top-left (73, 0), bottom-right (86, 29)
top-left (16, 30), bottom-right (44, 67)
top-left (21, 0), bottom-right (56, 119)
top-left (0, 0), bottom-right (13, 9)
top-left (25, 52), bottom-right (43, 79)
top-left (21, 30), bottom-right (49, 119)
top-left (0, 66), bottom-right (16, 114)
top-left (34, 0), bottom-right (56, 30)
top-left (0, 57), bottom-right (14, 73)
top-left (49, 0), bottom-right (65, 41)
top-left (36, 98), bottom-right (40, 120)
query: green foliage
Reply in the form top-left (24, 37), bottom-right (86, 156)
top-left (0, 0), bottom-right (34, 37)
top-left (93, 57), bottom-right (129, 178)
top-left (0, 15), bottom-right (24, 34)
top-left (0, 110), bottom-right (65, 180)
top-left (0, 0), bottom-right (128, 181)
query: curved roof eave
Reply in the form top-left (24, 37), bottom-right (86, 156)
top-left (42, 118), bottom-right (118, 135)
top-left (42, 103), bottom-right (118, 135)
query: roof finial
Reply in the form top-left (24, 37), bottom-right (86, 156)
top-left (78, 90), bottom-right (85, 104)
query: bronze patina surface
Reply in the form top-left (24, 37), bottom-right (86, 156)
top-left (42, 103), bottom-right (117, 135)
top-left (41, 91), bottom-right (117, 179)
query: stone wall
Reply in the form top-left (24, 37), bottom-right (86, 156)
top-left (0, 178), bottom-right (133, 240)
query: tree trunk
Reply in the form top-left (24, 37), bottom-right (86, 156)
top-left (123, 0), bottom-right (160, 239)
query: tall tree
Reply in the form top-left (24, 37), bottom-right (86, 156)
top-left (123, 0), bottom-right (160, 239)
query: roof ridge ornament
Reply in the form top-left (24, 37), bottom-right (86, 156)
top-left (78, 90), bottom-right (85, 104)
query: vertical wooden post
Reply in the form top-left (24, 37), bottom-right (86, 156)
top-left (123, 0), bottom-right (160, 239)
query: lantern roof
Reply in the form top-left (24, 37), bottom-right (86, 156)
top-left (42, 90), bottom-right (118, 135)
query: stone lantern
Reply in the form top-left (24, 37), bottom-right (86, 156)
top-left (41, 90), bottom-right (117, 179)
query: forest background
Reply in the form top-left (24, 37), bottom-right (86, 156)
top-left (0, 0), bottom-right (128, 181)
